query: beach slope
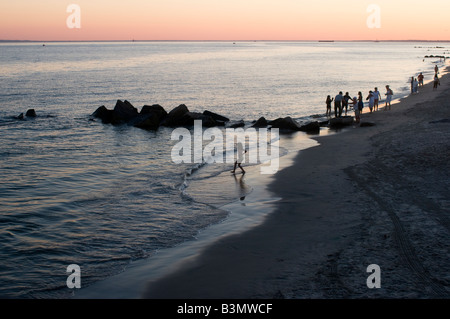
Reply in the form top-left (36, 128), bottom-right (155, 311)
top-left (143, 71), bottom-right (450, 299)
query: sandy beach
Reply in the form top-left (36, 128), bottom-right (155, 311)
top-left (142, 67), bottom-right (450, 299)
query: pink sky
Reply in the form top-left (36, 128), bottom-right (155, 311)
top-left (1, 0), bottom-right (449, 41)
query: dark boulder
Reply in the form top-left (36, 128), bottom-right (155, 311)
top-left (131, 113), bottom-right (162, 130)
top-left (141, 104), bottom-right (167, 118)
top-left (268, 117), bottom-right (301, 131)
top-left (329, 116), bottom-right (354, 128)
top-left (112, 100), bottom-right (139, 124)
top-left (319, 120), bottom-right (330, 127)
top-left (161, 104), bottom-right (190, 127)
top-left (92, 105), bottom-right (114, 124)
top-left (161, 106), bottom-right (221, 128)
top-left (17, 113), bottom-right (24, 120)
top-left (198, 114), bottom-right (220, 128)
top-left (180, 112), bottom-right (219, 127)
top-left (228, 120), bottom-right (245, 128)
top-left (137, 104), bottom-right (168, 129)
top-left (180, 111), bottom-right (204, 127)
top-left (203, 110), bottom-right (230, 123)
top-left (299, 121), bottom-right (320, 133)
top-left (252, 117), bottom-right (268, 128)
top-left (92, 105), bottom-right (107, 117)
top-left (26, 109), bottom-right (36, 117)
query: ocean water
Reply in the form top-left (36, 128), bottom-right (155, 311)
top-left (0, 41), bottom-right (447, 298)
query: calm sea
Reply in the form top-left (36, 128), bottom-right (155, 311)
top-left (0, 41), bottom-right (447, 298)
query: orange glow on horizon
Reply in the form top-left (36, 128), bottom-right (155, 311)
top-left (0, 0), bottom-right (449, 41)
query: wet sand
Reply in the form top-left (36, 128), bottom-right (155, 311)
top-left (143, 68), bottom-right (450, 299)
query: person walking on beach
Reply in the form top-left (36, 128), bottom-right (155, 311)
top-left (343, 92), bottom-right (352, 115)
top-left (433, 73), bottom-right (440, 90)
top-left (373, 87), bottom-right (381, 111)
top-left (410, 76), bottom-right (414, 94)
top-left (418, 72), bottom-right (424, 86)
top-left (366, 91), bottom-right (374, 113)
top-left (435, 64), bottom-right (439, 75)
top-left (334, 91), bottom-right (343, 117)
top-left (326, 95), bottom-right (333, 117)
top-left (231, 142), bottom-right (247, 174)
top-left (385, 85), bottom-right (393, 110)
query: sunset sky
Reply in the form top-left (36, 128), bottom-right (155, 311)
top-left (1, 0), bottom-right (449, 41)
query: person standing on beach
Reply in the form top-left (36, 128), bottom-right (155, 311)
top-left (410, 76), bottom-right (414, 94)
top-left (231, 142), bottom-right (247, 174)
top-left (413, 78), bottom-right (419, 93)
top-left (351, 95), bottom-right (360, 123)
top-left (433, 74), bottom-right (440, 90)
top-left (334, 91), bottom-right (343, 117)
top-left (373, 87), bottom-right (381, 111)
top-left (358, 91), bottom-right (364, 115)
top-left (366, 91), bottom-right (374, 113)
top-left (385, 85), bottom-right (393, 110)
top-left (326, 95), bottom-right (333, 117)
top-left (418, 73), bottom-right (424, 87)
top-left (343, 92), bottom-right (352, 115)
top-left (435, 64), bottom-right (439, 75)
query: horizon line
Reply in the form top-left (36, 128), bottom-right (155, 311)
top-left (1, 39), bottom-right (450, 43)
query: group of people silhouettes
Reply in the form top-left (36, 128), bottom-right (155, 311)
top-left (411, 65), bottom-right (441, 93)
top-left (326, 85), bottom-right (394, 122)
top-left (326, 63), bottom-right (445, 123)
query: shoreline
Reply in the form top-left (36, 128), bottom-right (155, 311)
top-left (73, 129), bottom-right (322, 299)
top-left (142, 65), bottom-right (450, 299)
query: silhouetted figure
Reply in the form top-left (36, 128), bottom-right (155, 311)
top-left (343, 92), bottom-right (352, 115)
top-left (231, 142), bottom-right (247, 174)
top-left (385, 85), bottom-right (393, 110)
top-left (433, 74), bottom-right (440, 90)
top-left (373, 87), bottom-right (381, 111)
top-left (326, 95), bottom-right (333, 117)
top-left (334, 91), bottom-right (343, 117)
top-left (366, 91), bottom-right (374, 113)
